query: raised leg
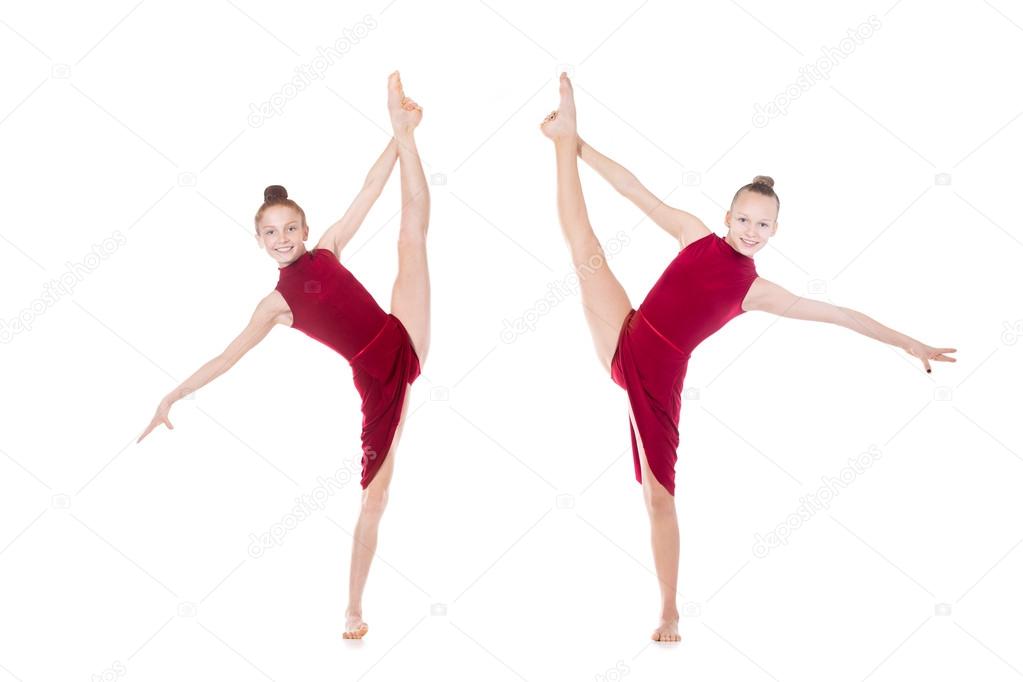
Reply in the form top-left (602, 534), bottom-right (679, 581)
top-left (343, 389), bottom-right (412, 639)
top-left (386, 71), bottom-right (430, 364)
top-left (541, 73), bottom-right (631, 374)
top-left (628, 404), bottom-right (681, 642)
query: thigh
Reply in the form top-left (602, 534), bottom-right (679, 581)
top-left (390, 237), bottom-right (430, 365)
top-left (628, 403), bottom-right (673, 502)
top-left (362, 389), bottom-right (412, 495)
top-left (572, 236), bottom-right (632, 373)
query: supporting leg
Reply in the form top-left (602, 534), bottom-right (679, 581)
top-left (629, 404), bottom-right (681, 642)
top-left (343, 389), bottom-right (411, 639)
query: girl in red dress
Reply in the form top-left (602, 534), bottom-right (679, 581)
top-left (138, 72), bottom-right (429, 640)
top-left (540, 72), bottom-right (956, 642)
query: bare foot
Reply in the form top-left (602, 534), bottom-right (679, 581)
top-left (387, 70), bottom-right (422, 136)
top-left (343, 611), bottom-right (369, 640)
top-left (651, 617), bottom-right (680, 642)
top-left (539, 72), bottom-right (577, 142)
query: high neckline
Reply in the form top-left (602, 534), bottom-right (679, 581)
top-left (277, 248), bottom-right (312, 270)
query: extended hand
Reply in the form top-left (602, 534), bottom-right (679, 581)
top-left (138, 398), bottom-right (175, 443)
top-left (905, 341), bottom-right (957, 373)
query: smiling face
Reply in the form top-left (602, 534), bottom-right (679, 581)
top-left (723, 190), bottom-right (779, 257)
top-left (256, 204), bottom-right (309, 266)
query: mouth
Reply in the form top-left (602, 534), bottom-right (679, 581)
top-left (740, 237), bottom-right (759, 247)
top-left (275, 245), bottom-right (295, 254)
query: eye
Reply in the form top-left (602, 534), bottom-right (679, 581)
top-left (738, 217), bottom-right (747, 222)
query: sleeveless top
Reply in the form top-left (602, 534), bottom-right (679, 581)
top-left (275, 248), bottom-right (388, 361)
top-left (637, 233), bottom-right (759, 355)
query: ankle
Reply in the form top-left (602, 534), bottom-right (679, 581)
top-left (661, 608), bottom-right (679, 622)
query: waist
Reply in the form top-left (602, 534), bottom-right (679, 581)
top-left (635, 309), bottom-right (689, 357)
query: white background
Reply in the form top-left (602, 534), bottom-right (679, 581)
top-left (1, 1), bottom-right (1021, 680)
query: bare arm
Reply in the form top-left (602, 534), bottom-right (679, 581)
top-left (577, 136), bottom-right (709, 247)
top-left (315, 138), bottom-right (399, 257)
top-left (746, 278), bottom-right (957, 373)
top-left (137, 293), bottom-right (283, 442)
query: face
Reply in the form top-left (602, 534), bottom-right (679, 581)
top-left (723, 191), bottom-right (778, 257)
top-left (256, 205), bottom-right (309, 266)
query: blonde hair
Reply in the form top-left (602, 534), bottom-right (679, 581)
top-left (730, 175), bottom-right (779, 213)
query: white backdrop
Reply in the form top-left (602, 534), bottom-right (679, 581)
top-left (1, 1), bottom-right (1020, 680)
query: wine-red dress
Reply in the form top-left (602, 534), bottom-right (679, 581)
top-left (611, 233), bottom-right (758, 495)
top-left (276, 248), bottom-right (421, 488)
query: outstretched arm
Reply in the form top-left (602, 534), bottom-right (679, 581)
top-left (577, 137), bottom-right (709, 247)
top-left (746, 278), bottom-right (957, 373)
top-left (137, 293), bottom-right (282, 443)
top-left (315, 137), bottom-right (399, 257)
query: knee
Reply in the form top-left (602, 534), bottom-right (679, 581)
top-left (360, 488), bottom-right (389, 517)
top-left (644, 489), bottom-right (676, 518)
top-left (569, 234), bottom-right (605, 261)
top-left (397, 224), bottom-right (428, 249)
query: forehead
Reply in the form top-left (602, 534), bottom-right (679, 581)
top-left (733, 192), bottom-right (777, 221)
top-left (258, 205), bottom-right (302, 228)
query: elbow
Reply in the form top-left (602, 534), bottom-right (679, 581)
top-left (213, 353), bottom-right (236, 374)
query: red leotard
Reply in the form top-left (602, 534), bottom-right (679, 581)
top-left (276, 248), bottom-right (421, 488)
top-left (611, 233), bottom-right (758, 495)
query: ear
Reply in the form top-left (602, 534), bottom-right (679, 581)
top-left (772, 222), bottom-right (779, 238)
top-left (723, 211), bottom-right (731, 229)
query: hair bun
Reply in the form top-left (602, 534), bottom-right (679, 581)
top-left (751, 175), bottom-right (774, 188)
top-left (264, 185), bottom-right (288, 202)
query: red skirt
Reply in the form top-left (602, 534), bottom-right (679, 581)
top-left (610, 309), bottom-right (689, 496)
top-left (350, 314), bottom-right (421, 488)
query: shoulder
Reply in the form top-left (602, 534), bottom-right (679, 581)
top-left (678, 219), bottom-right (712, 249)
top-left (741, 277), bottom-right (779, 313)
top-left (258, 289), bottom-right (293, 325)
top-left (678, 228), bottom-right (715, 252)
